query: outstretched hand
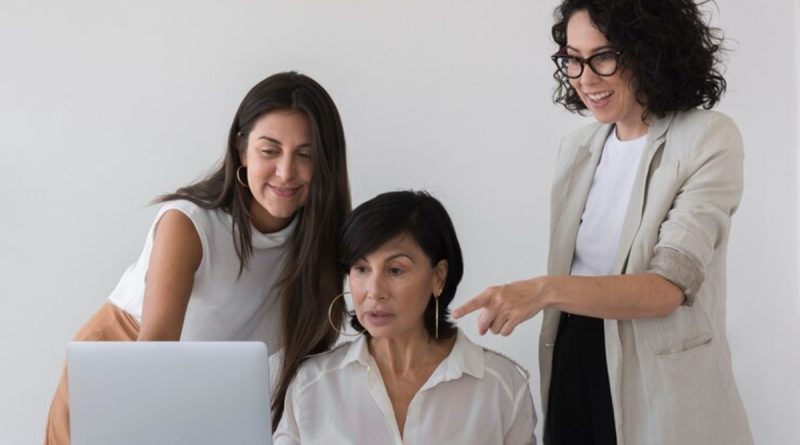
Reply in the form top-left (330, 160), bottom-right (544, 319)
top-left (452, 278), bottom-right (549, 336)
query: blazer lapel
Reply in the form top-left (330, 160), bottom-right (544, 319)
top-left (550, 125), bottom-right (611, 276)
top-left (612, 113), bottom-right (676, 273)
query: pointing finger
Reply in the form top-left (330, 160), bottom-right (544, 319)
top-left (452, 291), bottom-right (490, 319)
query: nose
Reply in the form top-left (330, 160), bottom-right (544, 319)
top-left (578, 64), bottom-right (599, 85)
top-left (364, 274), bottom-right (387, 301)
top-left (275, 154), bottom-right (297, 182)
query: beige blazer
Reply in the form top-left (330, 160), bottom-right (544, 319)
top-left (539, 109), bottom-right (753, 445)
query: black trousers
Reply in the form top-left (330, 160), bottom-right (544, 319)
top-left (545, 314), bottom-right (617, 445)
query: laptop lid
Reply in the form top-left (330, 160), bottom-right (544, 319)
top-left (67, 341), bottom-right (271, 445)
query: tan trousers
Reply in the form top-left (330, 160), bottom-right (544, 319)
top-left (44, 303), bottom-right (141, 445)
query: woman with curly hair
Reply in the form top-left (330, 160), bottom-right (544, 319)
top-left (454, 0), bottom-right (753, 443)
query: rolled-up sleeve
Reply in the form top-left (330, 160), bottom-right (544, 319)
top-left (646, 113), bottom-right (744, 306)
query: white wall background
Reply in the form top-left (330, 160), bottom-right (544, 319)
top-left (1, 0), bottom-right (797, 443)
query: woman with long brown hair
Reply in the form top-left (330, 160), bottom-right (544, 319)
top-left (45, 71), bottom-right (350, 444)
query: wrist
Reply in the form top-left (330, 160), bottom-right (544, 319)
top-left (521, 276), bottom-right (552, 309)
top-left (536, 275), bottom-right (561, 309)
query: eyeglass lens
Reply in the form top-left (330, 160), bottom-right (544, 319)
top-left (557, 52), bottom-right (619, 78)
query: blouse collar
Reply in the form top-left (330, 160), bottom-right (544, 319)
top-left (341, 329), bottom-right (486, 385)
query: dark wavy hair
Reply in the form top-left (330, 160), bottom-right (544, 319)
top-left (551, 0), bottom-right (727, 118)
top-left (157, 71), bottom-right (350, 429)
top-left (338, 191), bottom-right (464, 341)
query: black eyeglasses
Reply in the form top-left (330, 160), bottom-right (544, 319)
top-left (551, 50), bottom-right (623, 79)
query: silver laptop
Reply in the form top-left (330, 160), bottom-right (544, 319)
top-left (67, 341), bottom-right (272, 445)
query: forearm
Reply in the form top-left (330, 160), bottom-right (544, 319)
top-left (454, 272), bottom-right (685, 336)
top-left (536, 273), bottom-right (684, 320)
top-left (137, 316), bottom-right (185, 341)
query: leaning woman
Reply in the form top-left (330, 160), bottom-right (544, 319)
top-left (45, 71), bottom-right (351, 444)
top-left (274, 191), bottom-right (536, 444)
top-left (454, 1), bottom-right (753, 444)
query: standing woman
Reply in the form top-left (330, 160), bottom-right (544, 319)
top-left (45, 71), bottom-right (351, 444)
top-left (454, 1), bottom-right (753, 443)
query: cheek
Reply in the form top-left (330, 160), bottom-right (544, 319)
top-left (246, 159), bottom-right (275, 178)
top-left (613, 74), bottom-right (635, 99)
top-left (348, 279), bottom-right (366, 308)
top-left (568, 78), bottom-right (582, 94)
top-left (404, 285), bottom-right (433, 316)
top-left (299, 162), bottom-right (314, 184)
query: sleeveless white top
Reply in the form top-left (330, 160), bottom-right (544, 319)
top-left (108, 199), bottom-right (295, 353)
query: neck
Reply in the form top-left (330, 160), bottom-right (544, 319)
top-left (248, 201), bottom-right (292, 234)
top-left (368, 329), bottom-right (453, 376)
top-left (615, 113), bottom-right (649, 141)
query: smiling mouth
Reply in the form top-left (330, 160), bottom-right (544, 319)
top-left (268, 185), bottom-right (302, 198)
top-left (585, 90), bottom-right (613, 103)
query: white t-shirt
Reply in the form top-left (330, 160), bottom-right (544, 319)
top-left (108, 199), bottom-right (295, 353)
top-left (571, 129), bottom-right (647, 276)
top-left (273, 330), bottom-right (537, 445)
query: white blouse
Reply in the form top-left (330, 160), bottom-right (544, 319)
top-left (273, 330), bottom-right (536, 445)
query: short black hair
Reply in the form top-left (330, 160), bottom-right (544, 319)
top-left (339, 190), bottom-right (464, 341)
top-left (551, 0), bottom-right (727, 118)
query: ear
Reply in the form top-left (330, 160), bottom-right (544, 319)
top-left (433, 260), bottom-right (448, 296)
top-left (237, 132), bottom-right (248, 167)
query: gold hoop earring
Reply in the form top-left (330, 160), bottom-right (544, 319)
top-left (328, 292), bottom-right (363, 337)
top-left (236, 166), bottom-right (248, 188)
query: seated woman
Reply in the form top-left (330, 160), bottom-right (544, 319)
top-left (273, 190), bottom-right (536, 445)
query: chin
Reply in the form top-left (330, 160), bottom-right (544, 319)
top-left (265, 206), bottom-right (299, 219)
top-left (588, 109), bottom-right (619, 125)
top-left (260, 198), bottom-right (303, 217)
top-left (364, 326), bottom-right (400, 340)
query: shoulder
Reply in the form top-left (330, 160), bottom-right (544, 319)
top-left (291, 341), bottom-right (357, 390)
top-left (482, 348), bottom-right (530, 387)
top-left (154, 199), bottom-right (228, 236)
top-left (554, 120), bottom-right (609, 172)
top-left (664, 109), bottom-right (743, 159)
top-left (669, 109), bottom-right (739, 136)
top-left (561, 120), bottom-right (607, 150)
top-left (456, 332), bottom-right (530, 399)
top-left (156, 199), bottom-right (215, 221)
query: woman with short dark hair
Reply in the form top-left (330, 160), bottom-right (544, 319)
top-left (454, 1), bottom-right (753, 443)
top-left (274, 191), bottom-right (536, 444)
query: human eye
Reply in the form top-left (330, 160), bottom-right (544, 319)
top-left (388, 267), bottom-right (405, 276)
top-left (260, 146), bottom-right (280, 157)
top-left (558, 55), bottom-right (579, 68)
top-left (296, 149), bottom-right (313, 160)
top-left (594, 51), bottom-right (617, 62)
top-left (350, 261), bottom-right (370, 276)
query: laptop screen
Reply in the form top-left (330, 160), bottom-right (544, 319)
top-left (67, 341), bottom-right (271, 445)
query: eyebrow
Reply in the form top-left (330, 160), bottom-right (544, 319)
top-left (385, 252), bottom-right (415, 262)
top-left (353, 252), bottom-right (415, 266)
top-left (353, 252), bottom-right (414, 262)
top-left (256, 136), bottom-right (312, 148)
top-left (565, 44), bottom-right (615, 55)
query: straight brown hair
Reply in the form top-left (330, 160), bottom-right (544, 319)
top-left (158, 71), bottom-right (350, 429)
